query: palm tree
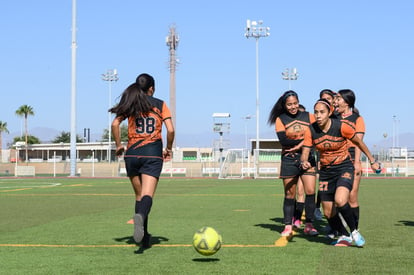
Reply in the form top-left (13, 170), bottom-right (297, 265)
top-left (0, 121), bottom-right (9, 161)
top-left (15, 105), bottom-right (34, 161)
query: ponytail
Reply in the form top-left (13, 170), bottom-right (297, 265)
top-left (109, 83), bottom-right (152, 118)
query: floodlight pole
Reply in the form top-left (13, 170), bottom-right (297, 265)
top-left (282, 68), bottom-right (298, 90)
top-left (242, 115), bottom-right (252, 151)
top-left (392, 115), bottom-right (399, 177)
top-left (166, 25), bottom-right (179, 148)
top-left (245, 19), bottom-right (269, 178)
top-left (102, 69), bottom-right (119, 164)
top-left (69, 0), bottom-right (77, 177)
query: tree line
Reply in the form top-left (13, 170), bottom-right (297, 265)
top-left (0, 105), bottom-right (128, 159)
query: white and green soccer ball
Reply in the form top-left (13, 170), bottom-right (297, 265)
top-left (192, 226), bottom-right (222, 256)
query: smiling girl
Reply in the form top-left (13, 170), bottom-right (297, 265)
top-left (300, 98), bottom-right (379, 247)
top-left (335, 89), bottom-right (365, 230)
top-left (268, 90), bottom-right (318, 237)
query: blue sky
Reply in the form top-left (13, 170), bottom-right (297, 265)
top-left (1, 0), bottom-right (413, 150)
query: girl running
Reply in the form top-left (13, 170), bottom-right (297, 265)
top-left (300, 98), bottom-right (379, 247)
top-left (110, 73), bottom-right (175, 248)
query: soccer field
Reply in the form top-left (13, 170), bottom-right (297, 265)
top-left (0, 177), bottom-right (413, 274)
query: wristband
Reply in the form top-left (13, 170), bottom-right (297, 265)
top-left (370, 160), bottom-right (376, 165)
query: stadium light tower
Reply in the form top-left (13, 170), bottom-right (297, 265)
top-left (245, 19), bottom-right (270, 178)
top-left (166, 25), bottom-right (179, 148)
top-left (102, 69), bottom-right (119, 163)
top-left (242, 114), bottom-right (252, 150)
top-left (69, 0), bottom-right (77, 177)
top-left (282, 68), bottom-right (298, 90)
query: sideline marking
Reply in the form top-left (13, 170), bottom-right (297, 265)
top-left (0, 182), bottom-right (61, 189)
top-left (0, 182), bottom-right (61, 192)
top-left (0, 243), bottom-right (278, 248)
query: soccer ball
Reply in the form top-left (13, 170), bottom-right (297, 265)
top-left (192, 226), bottom-right (222, 256)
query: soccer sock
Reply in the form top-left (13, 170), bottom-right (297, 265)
top-left (316, 192), bottom-right (321, 208)
top-left (135, 200), bottom-right (140, 214)
top-left (283, 198), bottom-right (295, 225)
top-left (144, 217), bottom-right (149, 235)
top-left (337, 203), bottom-right (356, 232)
top-left (304, 194), bottom-right (316, 223)
top-left (327, 213), bottom-right (349, 236)
top-left (138, 195), bottom-right (153, 218)
top-left (294, 201), bottom-right (305, 221)
top-left (352, 206), bottom-right (360, 229)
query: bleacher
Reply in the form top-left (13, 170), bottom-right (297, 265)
top-left (258, 153), bottom-right (281, 161)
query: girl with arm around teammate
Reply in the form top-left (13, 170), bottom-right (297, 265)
top-left (268, 90), bottom-right (318, 238)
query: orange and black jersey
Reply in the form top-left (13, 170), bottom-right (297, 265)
top-left (275, 111), bottom-right (315, 150)
top-left (115, 96), bottom-right (172, 150)
top-left (303, 118), bottom-right (356, 167)
top-left (340, 112), bottom-right (365, 155)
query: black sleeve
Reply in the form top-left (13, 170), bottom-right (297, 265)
top-left (277, 131), bottom-right (302, 147)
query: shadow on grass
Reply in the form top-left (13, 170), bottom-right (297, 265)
top-left (113, 235), bottom-right (170, 254)
top-left (254, 217), bottom-right (284, 232)
top-left (255, 217), bottom-right (334, 245)
top-left (192, 258), bottom-right (220, 262)
top-left (396, 220), bottom-right (414, 226)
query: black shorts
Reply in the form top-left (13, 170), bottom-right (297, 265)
top-left (318, 160), bottom-right (354, 202)
top-left (280, 152), bottom-right (316, 178)
top-left (124, 140), bottom-right (164, 178)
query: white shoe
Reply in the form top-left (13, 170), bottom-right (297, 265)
top-left (133, 213), bottom-right (144, 243)
top-left (351, 230), bottom-right (366, 247)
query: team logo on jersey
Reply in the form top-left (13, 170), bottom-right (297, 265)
top-left (286, 124), bottom-right (305, 140)
top-left (323, 142), bottom-right (331, 150)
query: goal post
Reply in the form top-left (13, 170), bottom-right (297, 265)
top-left (219, 149), bottom-right (250, 179)
top-left (254, 149), bottom-right (282, 179)
top-left (218, 149), bottom-right (281, 179)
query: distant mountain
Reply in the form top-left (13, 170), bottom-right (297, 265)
top-left (370, 132), bottom-right (414, 150)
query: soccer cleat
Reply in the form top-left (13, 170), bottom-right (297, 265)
top-left (314, 208), bottom-right (323, 221)
top-left (326, 229), bottom-right (339, 240)
top-left (133, 213), bottom-right (145, 243)
top-left (281, 225), bottom-right (293, 236)
top-left (293, 218), bottom-right (302, 229)
top-left (351, 230), bottom-right (366, 247)
top-left (304, 223), bottom-right (318, 236)
top-left (334, 235), bottom-right (353, 247)
top-left (141, 234), bottom-right (152, 248)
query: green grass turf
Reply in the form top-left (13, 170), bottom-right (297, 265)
top-left (0, 177), bottom-right (413, 274)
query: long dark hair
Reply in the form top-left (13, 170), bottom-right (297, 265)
top-left (337, 89), bottom-right (359, 115)
top-left (109, 73), bottom-right (154, 118)
top-left (268, 90), bottom-right (299, 125)
top-left (319, 89), bottom-right (336, 99)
